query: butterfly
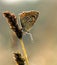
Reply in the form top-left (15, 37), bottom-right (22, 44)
top-left (19, 11), bottom-right (39, 40)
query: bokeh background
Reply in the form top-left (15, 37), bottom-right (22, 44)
top-left (0, 0), bottom-right (57, 65)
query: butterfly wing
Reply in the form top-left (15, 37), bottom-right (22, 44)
top-left (19, 11), bottom-right (39, 32)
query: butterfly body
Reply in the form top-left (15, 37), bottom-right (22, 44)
top-left (19, 11), bottom-right (39, 40)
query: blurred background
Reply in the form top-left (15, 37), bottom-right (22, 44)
top-left (0, 0), bottom-right (57, 65)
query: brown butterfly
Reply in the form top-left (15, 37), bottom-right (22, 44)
top-left (19, 10), bottom-right (39, 32)
top-left (19, 11), bottom-right (39, 40)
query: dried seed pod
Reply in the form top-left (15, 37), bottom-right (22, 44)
top-left (3, 11), bottom-right (22, 39)
top-left (14, 53), bottom-right (25, 65)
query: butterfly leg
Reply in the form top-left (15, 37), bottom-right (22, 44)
top-left (26, 32), bottom-right (33, 41)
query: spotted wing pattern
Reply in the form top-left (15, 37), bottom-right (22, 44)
top-left (19, 11), bottom-right (39, 32)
